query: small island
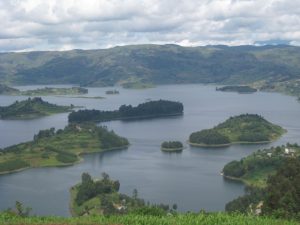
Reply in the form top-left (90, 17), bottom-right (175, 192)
top-left (0, 123), bottom-right (129, 175)
top-left (0, 97), bottom-right (74, 119)
top-left (68, 100), bottom-right (184, 123)
top-left (122, 82), bottom-right (155, 89)
top-left (216, 85), bottom-right (257, 93)
top-left (189, 114), bottom-right (285, 147)
top-left (0, 84), bottom-right (20, 95)
top-left (222, 143), bottom-right (299, 187)
top-left (161, 141), bottom-right (183, 152)
top-left (105, 90), bottom-right (119, 95)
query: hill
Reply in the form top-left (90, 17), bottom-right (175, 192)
top-left (0, 84), bottom-right (19, 95)
top-left (68, 100), bottom-right (183, 123)
top-left (189, 114), bottom-right (285, 147)
top-left (0, 123), bottom-right (129, 174)
top-left (0, 45), bottom-right (300, 93)
top-left (0, 97), bottom-right (73, 119)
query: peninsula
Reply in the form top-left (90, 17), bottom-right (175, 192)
top-left (216, 85), bottom-right (257, 93)
top-left (0, 97), bottom-right (74, 119)
top-left (222, 143), bottom-right (300, 187)
top-left (189, 114), bottom-right (285, 147)
top-left (0, 123), bottom-right (129, 175)
top-left (68, 100), bottom-right (184, 123)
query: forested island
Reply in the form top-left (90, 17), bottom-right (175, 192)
top-left (122, 82), bottom-right (155, 89)
top-left (0, 84), bottom-right (19, 95)
top-left (224, 147), bottom-right (300, 221)
top-left (0, 124), bottom-right (129, 174)
top-left (161, 141), bottom-right (183, 152)
top-left (189, 114), bottom-right (285, 147)
top-left (222, 143), bottom-right (299, 187)
top-left (0, 97), bottom-right (74, 119)
top-left (68, 100), bottom-right (184, 123)
top-left (105, 90), bottom-right (119, 95)
top-left (216, 85), bottom-right (257, 93)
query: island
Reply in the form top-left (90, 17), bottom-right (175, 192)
top-left (189, 114), bottom-right (285, 147)
top-left (0, 123), bottom-right (129, 175)
top-left (0, 84), bottom-right (20, 95)
top-left (0, 84), bottom-right (89, 96)
top-left (216, 85), bottom-right (257, 93)
top-left (222, 143), bottom-right (299, 187)
top-left (68, 100), bottom-right (184, 123)
top-left (161, 141), bottom-right (183, 152)
top-left (122, 82), bottom-right (155, 89)
top-left (105, 90), bottom-right (119, 95)
top-left (0, 97), bottom-right (74, 119)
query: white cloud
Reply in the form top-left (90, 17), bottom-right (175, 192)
top-left (0, 0), bottom-right (299, 51)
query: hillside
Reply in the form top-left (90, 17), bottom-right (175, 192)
top-left (0, 84), bottom-right (19, 95)
top-left (0, 45), bottom-right (300, 90)
top-left (0, 212), bottom-right (297, 225)
top-left (0, 123), bottom-right (129, 174)
top-left (189, 114), bottom-right (285, 147)
top-left (0, 97), bottom-right (73, 119)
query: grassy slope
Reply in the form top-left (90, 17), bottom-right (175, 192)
top-left (0, 213), bottom-right (298, 225)
top-left (0, 124), bottom-right (129, 174)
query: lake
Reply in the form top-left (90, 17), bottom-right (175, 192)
top-left (0, 84), bottom-right (299, 216)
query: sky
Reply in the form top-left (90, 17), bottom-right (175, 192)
top-left (0, 0), bottom-right (300, 52)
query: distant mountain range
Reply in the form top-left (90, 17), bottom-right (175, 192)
top-left (1, 44), bottom-right (299, 87)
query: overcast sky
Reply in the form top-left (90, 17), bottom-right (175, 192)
top-left (1, 0), bottom-right (299, 52)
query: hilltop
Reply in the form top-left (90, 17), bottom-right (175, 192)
top-left (0, 97), bottom-right (73, 119)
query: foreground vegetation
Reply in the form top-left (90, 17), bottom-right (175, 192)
top-left (189, 114), bottom-right (285, 147)
top-left (0, 212), bottom-right (297, 225)
top-left (69, 100), bottom-right (184, 123)
top-left (0, 97), bottom-right (73, 119)
top-left (0, 123), bottom-right (129, 174)
top-left (225, 157), bottom-right (300, 221)
top-left (222, 143), bottom-right (300, 187)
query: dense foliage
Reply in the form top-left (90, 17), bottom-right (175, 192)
top-left (68, 100), bottom-right (183, 123)
top-left (189, 114), bottom-right (285, 146)
top-left (216, 85), bottom-right (257, 93)
top-left (21, 87), bottom-right (88, 96)
top-left (0, 124), bottom-right (129, 174)
top-left (0, 97), bottom-right (72, 119)
top-left (161, 141), bottom-right (183, 149)
top-left (0, 84), bottom-right (19, 95)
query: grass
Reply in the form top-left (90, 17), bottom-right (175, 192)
top-left (0, 212), bottom-right (298, 225)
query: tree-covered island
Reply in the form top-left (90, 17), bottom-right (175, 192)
top-left (0, 123), bottom-right (129, 174)
top-left (189, 114), bottom-right (285, 147)
top-left (161, 141), bottom-right (184, 152)
top-left (68, 100), bottom-right (184, 123)
top-left (216, 85), bottom-right (257, 93)
top-left (0, 84), bottom-right (20, 95)
top-left (0, 97), bottom-right (74, 119)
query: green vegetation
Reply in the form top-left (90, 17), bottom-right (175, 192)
top-left (259, 79), bottom-right (300, 99)
top-left (216, 85), bottom-right (257, 93)
top-left (0, 124), bottom-right (129, 174)
top-left (105, 90), bottom-right (119, 94)
top-left (0, 212), bottom-right (297, 225)
top-left (225, 156), bottom-right (300, 221)
top-left (122, 81), bottom-right (155, 89)
top-left (161, 141), bottom-right (183, 152)
top-left (0, 97), bottom-right (73, 119)
top-left (68, 100), bottom-right (184, 123)
top-left (222, 144), bottom-right (300, 187)
top-left (1, 45), bottom-right (300, 89)
top-left (189, 114), bottom-right (285, 147)
top-left (0, 84), bottom-right (19, 95)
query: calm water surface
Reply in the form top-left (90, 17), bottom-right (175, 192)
top-left (0, 84), bottom-right (299, 216)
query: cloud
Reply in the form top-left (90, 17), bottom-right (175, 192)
top-left (0, 0), bottom-right (299, 52)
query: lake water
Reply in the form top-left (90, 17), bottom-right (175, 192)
top-left (0, 84), bottom-right (299, 216)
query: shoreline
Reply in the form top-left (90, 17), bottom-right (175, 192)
top-left (161, 147), bottom-right (184, 152)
